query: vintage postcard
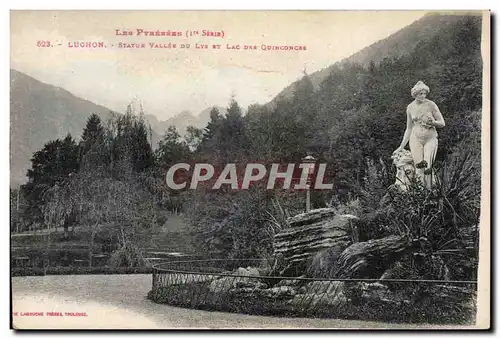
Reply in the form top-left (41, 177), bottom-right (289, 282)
top-left (10, 10), bottom-right (490, 330)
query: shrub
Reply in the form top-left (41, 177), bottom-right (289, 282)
top-left (109, 242), bottom-right (146, 268)
top-left (372, 146), bottom-right (480, 281)
top-left (184, 186), bottom-right (304, 259)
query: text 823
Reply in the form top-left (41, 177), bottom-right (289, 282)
top-left (36, 41), bottom-right (51, 47)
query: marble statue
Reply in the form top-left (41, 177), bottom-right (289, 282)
top-left (393, 81), bottom-right (445, 188)
top-left (391, 149), bottom-right (415, 191)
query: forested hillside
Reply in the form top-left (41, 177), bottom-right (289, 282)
top-left (271, 13), bottom-right (482, 104)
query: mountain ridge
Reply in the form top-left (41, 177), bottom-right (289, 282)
top-left (268, 12), bottom-right (482, 106)
top-left (10, 69), bottom-right (221, 186)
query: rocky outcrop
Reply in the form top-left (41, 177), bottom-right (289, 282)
top-left (306, 243), bottom-right (351, 278)
top-left (332, 235), bottom-right (413, 279)
top-left (208, 266), bottom-right (261, 293)
top-left (273, 208), bottom-right (358, 277)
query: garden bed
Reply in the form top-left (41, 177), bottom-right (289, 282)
top-left (147, 260), bottom-right (477, 325)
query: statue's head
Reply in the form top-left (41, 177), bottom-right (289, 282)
top-left (411, 81), bottom-right (430, 102)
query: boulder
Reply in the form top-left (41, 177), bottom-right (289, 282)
top-left (229, 287), bottom-right (260, 295)
top-left (380, 261), bottom-right (408, 280)
top-left (236, 267), bottom-right (260, 277)
top-left (209, 277), bottom-right (235, 293)
top-left (243, 266), bottom-right (260, 277)
top-left (306, 242), bottom-right (351, 278)
top-left (261, 286), bottom-right (297, 299)
top-left (332, 235), bottom-right (414, 278)
top-left (273, 208), bottom-right (358, 277)
top-left (289, 281), bottom-right (347, 308)
top-left (359, 282), bottom-right (401, 304)
top-left (229, 285), bottom-right (268, 295)
top-left (208, 266), bottom-right (261, 293)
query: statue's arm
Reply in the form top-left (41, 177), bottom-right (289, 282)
top-left (430, 102), bottom-right (445, 128)
top-left (396, 107), bottom-right (413, 150)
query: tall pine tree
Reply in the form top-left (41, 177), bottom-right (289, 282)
top-left (198, 107), bottom-right (224, 161)
top-left (80, 113), bottom-right (106, 168)
top-left (220, 98), bottom-right (250, 161)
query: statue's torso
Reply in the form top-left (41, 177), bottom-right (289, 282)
top-left (408, 100), bottom-right (438, 141)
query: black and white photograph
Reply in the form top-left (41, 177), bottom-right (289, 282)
top-left (9, 9), bottom-right (490, 329)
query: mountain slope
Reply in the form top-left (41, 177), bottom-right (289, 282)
top-left (146, 105), bottom-right (227, 138)
top-left (10, 69), bottom-right (224, 186)
top-left (270, 12), bottom-right (482, 105)
top-left (10, 69), bottom-right (121, 186)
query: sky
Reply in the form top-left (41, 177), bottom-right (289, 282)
top-left (10, 10), bottom-right (428, 120)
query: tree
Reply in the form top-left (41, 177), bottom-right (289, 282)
top-left (23, 134), bottom-right (80, 227)
top-left (80, 114), bottom-right (105, 154)
top-left (108, 105), bottom-right (154, 175)
top-left (155, 125), bottom-right (191, 168)
top-left (43, 165), bottom-right (158, 268)
top-left (219, 98), bottom-right (251, 161)
top-left (79, 114), bottom-right (110, 171)
top-left (152, 125), bottom-right (192, 213)
top-left (185, 126), bottom-right (203, 152)
top-left (10, 188), bottom-right (28, 233)
top-left (131, 114), bottom-right (154, 172)
top-left (203, 107), bottom-right (224, 141)
top-left (42, 176), bottom-right (75, 240)
top-left (246, 104), bottom-right (276, 161)
top-left (199, 106), bottom-right (225, 160)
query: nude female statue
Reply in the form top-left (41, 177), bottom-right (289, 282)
top-left (393, 81), bottom-right (445, 188)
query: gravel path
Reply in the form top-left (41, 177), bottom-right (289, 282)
top-left (11, 274), bottom-right (474, 330)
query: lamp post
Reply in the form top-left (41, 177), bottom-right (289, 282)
top-left (302, 154), bottom-right (316, 213)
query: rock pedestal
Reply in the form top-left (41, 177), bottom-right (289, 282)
top-left (273, 208), bottom-right (357, 277)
